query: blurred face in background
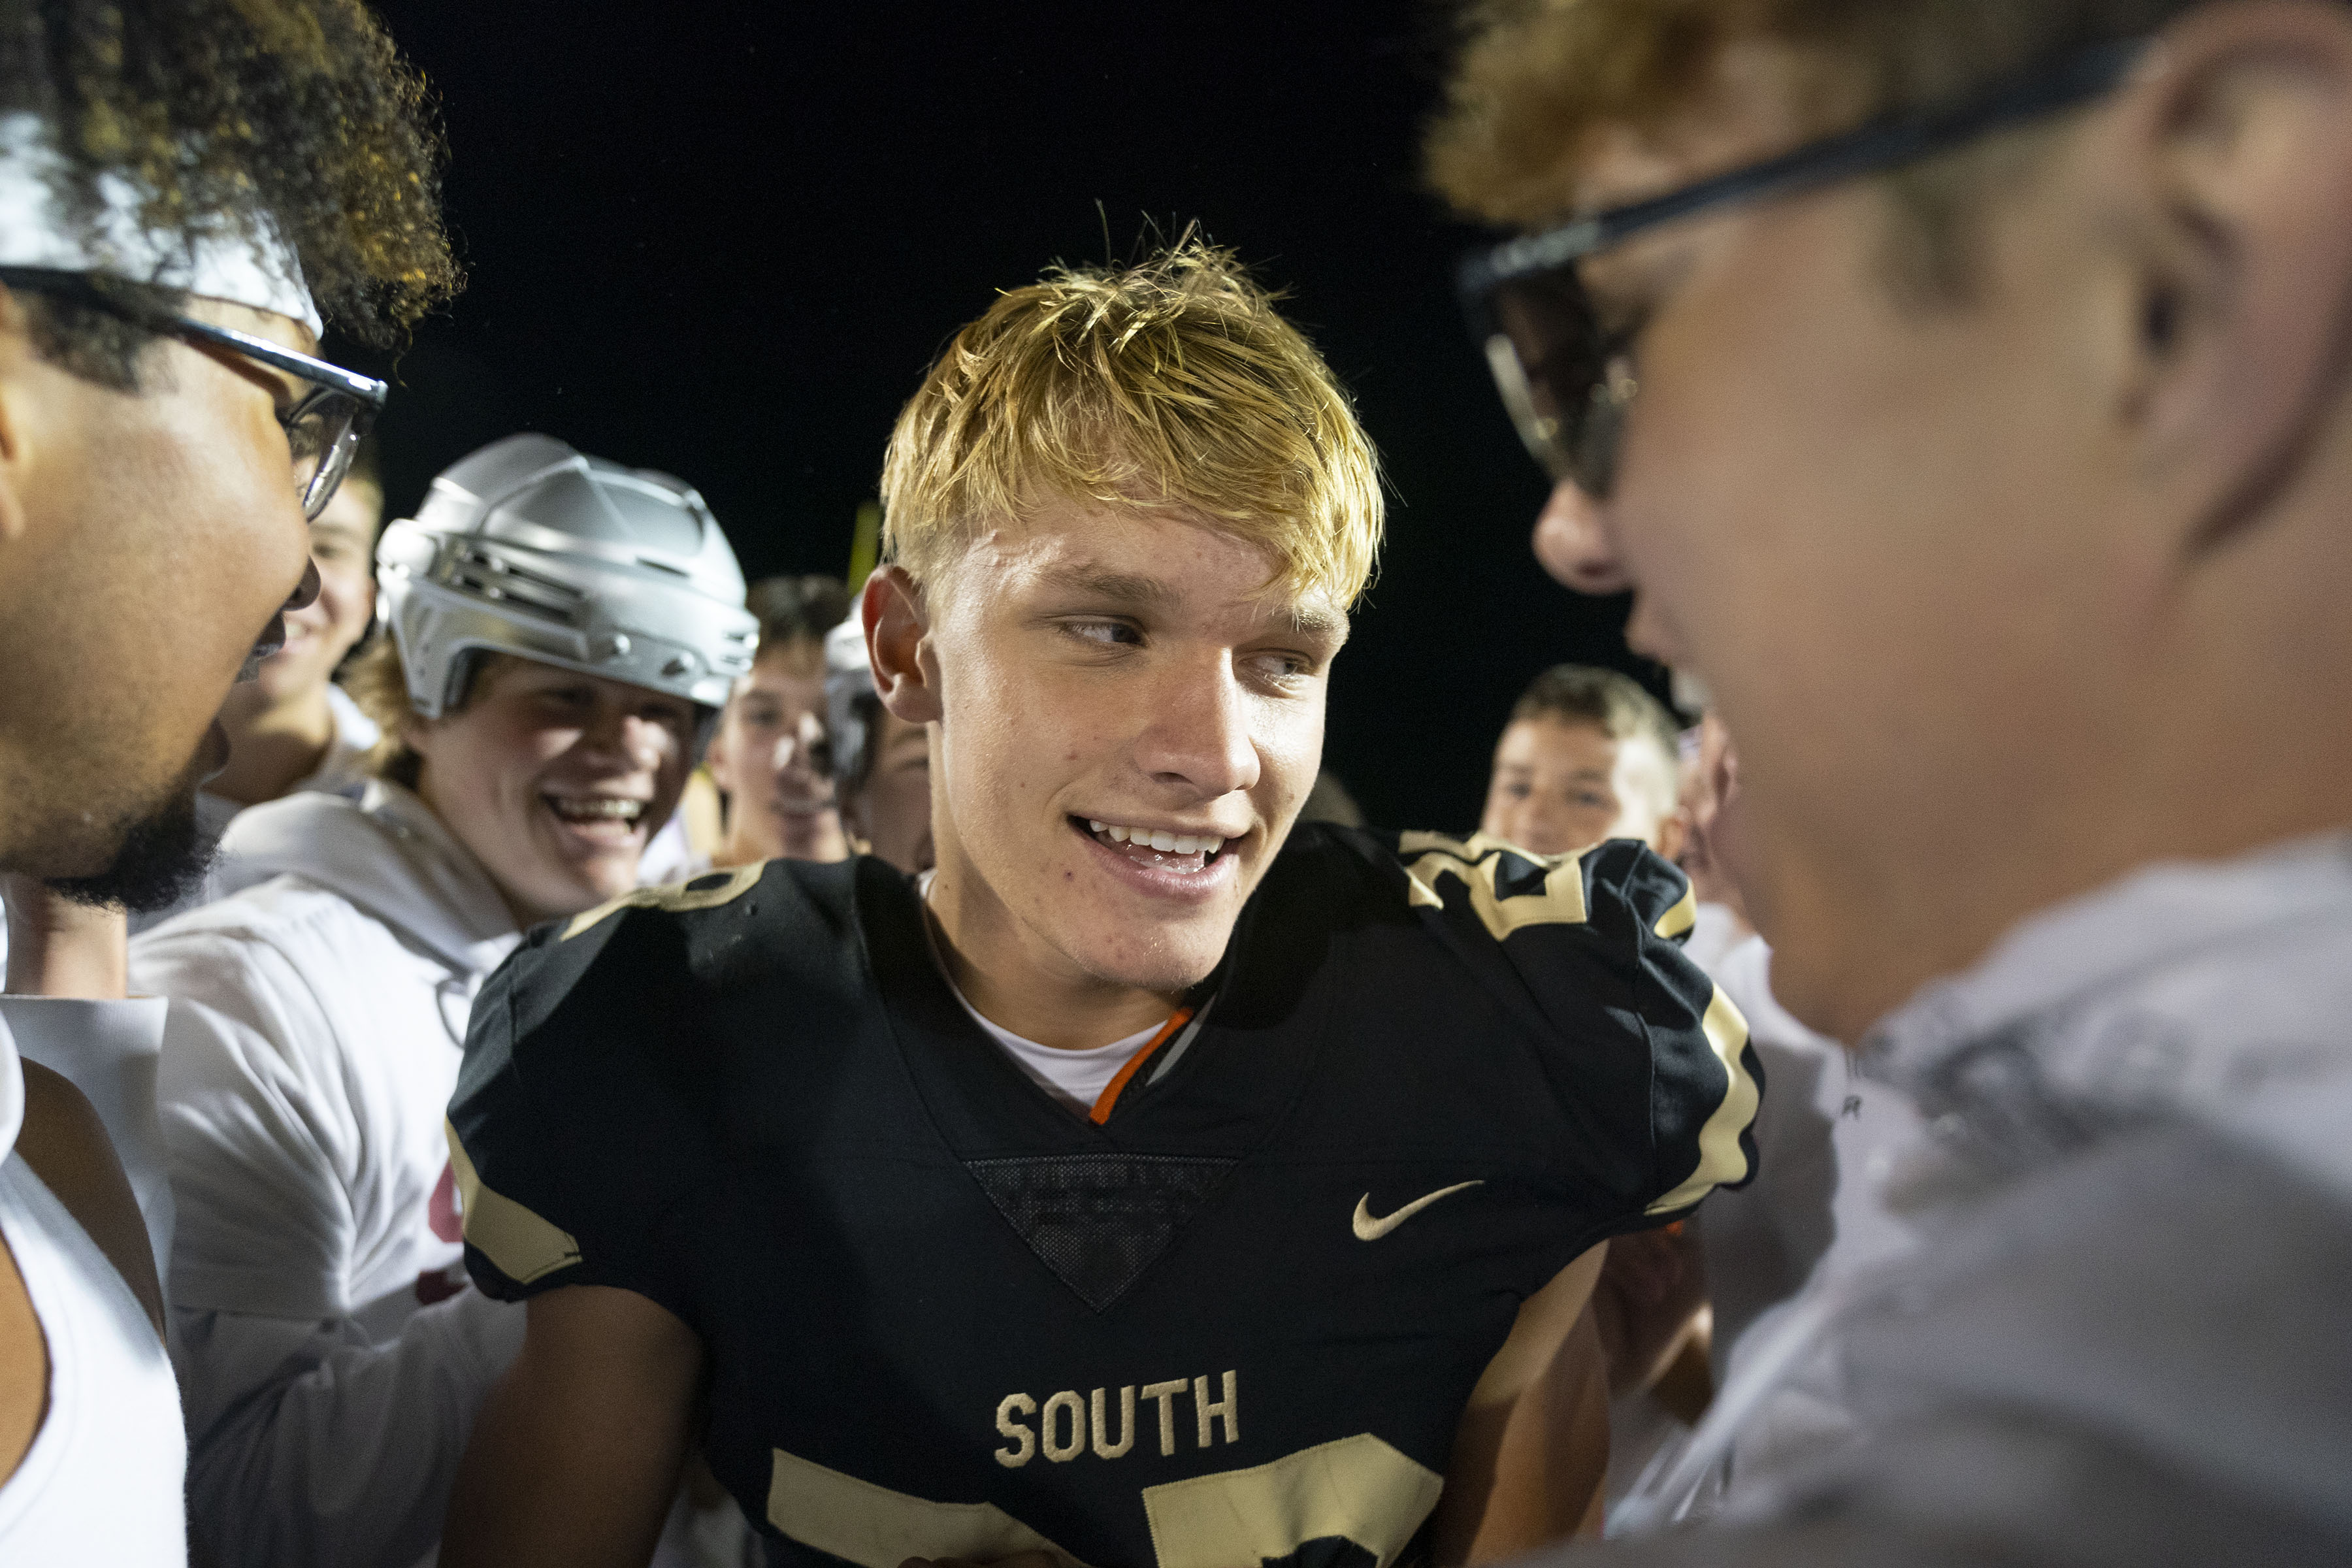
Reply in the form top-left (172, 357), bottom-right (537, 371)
top-left (1480, 716), bottom-right (1678, 856)
top-left (408, 654), bottom-right (696, 924)
top-left (843, 704), bottom-right (934, 875)
top-left (705, 640), bottom-right (845, 863)
top-left (251, 477), bottom-right (380, 703)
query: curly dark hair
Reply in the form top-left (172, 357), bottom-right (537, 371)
top-left (0, 0), bottom-right (458, 382)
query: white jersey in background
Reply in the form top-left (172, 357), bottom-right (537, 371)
top-left (1601, 836), bottom-right (2352, 1563)
top-left (133, 780), bottom-right (523, 1568)
top-left (0, 1013), bottom-right (188, 1565)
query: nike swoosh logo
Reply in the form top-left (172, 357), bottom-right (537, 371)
top-left (1352, 1181), bottom-right (1484, 1241)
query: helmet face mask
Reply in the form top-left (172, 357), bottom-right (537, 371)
top-left (376, 434), bottom-right (759, 742)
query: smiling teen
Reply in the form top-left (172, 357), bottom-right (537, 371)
top-left (440, 241), bottom-right (1759, 1568)
top-left (127, 434), bottom-right (755, 1567)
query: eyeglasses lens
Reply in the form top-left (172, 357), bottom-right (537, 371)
top-left (1487, 268), bottom-right (1624, 498)
top-left (286, 395), bottom-right (362, 521)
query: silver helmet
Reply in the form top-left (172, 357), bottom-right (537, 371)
top-left (376, 433), bottom-right (758, 723)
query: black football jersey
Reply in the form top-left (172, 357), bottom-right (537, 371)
top-left (448, 826), bottom-right (1760, 1568)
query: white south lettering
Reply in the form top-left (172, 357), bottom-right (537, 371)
top-left (992, 1374), bottom-right (1235, 1464)
top-left (1195, 1370), bottom-right (1239, 1448)
top-left (993, 1394), bottom-right (1036, 1469)
top-left (1090, 1386), bottom-right (1137, 1460)
top-left (1041, 1390), bottom-right (1086, 1463)
top-left (1142, 1379), bottom-right (1189, 1458)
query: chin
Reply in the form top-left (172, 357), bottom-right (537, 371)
top-left (1067, 919), bottom-right (1232, 998)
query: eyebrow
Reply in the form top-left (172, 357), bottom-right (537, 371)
top-left (1037, 563), bottom-right (1348, 642)
top-left (1037, 564), bottom-right (1181, 610)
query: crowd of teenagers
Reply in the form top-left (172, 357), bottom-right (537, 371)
top-left (1, 1), bottom-right (2346, 1565)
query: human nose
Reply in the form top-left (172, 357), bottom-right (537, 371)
top-left (583, 704), bottom-right (671, 770)
top-left (1134, 661), bottom-right (1260, 800)
top-left (284, 556), bottom-right (321, 615)
top-left (1531, 481), bottom-right (1629, 595)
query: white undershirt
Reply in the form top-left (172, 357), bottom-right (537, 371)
top-left (916, 871), bottom-right (1163, 1113)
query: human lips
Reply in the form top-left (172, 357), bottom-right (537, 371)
top-left (542, 791), bottom-right (649, 847)
top-left (235, 617), bottom-right (289, 681)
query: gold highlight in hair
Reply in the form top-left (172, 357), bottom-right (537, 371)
top-left (877, 237), bottom-right (1383, 608)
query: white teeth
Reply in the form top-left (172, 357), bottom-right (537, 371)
top-left (550, 797), bottom-right (641, 822)
top-left (1087, 819), bottom-right (1227, 858)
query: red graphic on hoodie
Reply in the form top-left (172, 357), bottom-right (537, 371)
top-left (428, 1160), bottom-right (463, 1243)
top-left (417, 1160), bottom-right (470, 1303)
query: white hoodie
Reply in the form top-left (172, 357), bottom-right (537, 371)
top-left (1596, 834), bottom-right (2352, 1561)
top-left (131, 780), bottom-right (525, 1568)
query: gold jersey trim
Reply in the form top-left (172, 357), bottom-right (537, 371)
top-left (561, 860), bottom-right (766, 941)
top-left (764, 1446), bottom-right (1095, 1568)
top-left (1140, 1432), bottom-right (1444, 1568)
top-left (1397, 832), bottom-right (1589, 939)
top-left (1645, 983), bottom-right (1760, 1215)
top-left (1651, 883), bottom-right (1698, 941)
top-left (442, 1119), bottom-right (581, 1284)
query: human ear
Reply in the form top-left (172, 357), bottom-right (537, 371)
top-left (865, 566), bottom-right (942, 726)
top-left (2109, 1), bottom-right (2352, 557)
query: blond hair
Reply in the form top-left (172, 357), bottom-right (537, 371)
top-left (878, 237), bottom-right (1382, 606)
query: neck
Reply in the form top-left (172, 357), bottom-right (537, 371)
top-left (717, 806), bottom-right (849, 869)
top-left (206, 681), bottom-right (337, 808)
top-left (924, 858), bottom-right (1181, 1051)
top-left (1776, 512), bottom-right (2352, 1043)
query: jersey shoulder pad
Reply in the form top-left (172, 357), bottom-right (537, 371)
top-left (449, 858), bottom-right (862, 1307)
top-left (1364, 828), bottom-right (1762, 1223)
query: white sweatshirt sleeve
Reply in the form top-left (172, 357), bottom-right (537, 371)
top-left (173, 1290), bottom-right (522, 1568)
top-left (137, 912), bottom-right (521, 1568)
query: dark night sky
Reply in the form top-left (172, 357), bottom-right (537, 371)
top-left (352, 0), bottom-right (1655, 832)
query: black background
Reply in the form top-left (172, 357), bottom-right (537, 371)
top-left (352, 0), bottom-right (1654, 831)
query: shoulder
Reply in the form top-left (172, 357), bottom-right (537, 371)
top-left (212, 787), bottom-right (373, 861)
top-left (452, 857), bottom-right (900, 1305)
top-left (1264, 823), bottom-right (1695, 947)
top-left (493, 855), bottom-right (879, 1032)
top-left (133, 878), bottom-right (401, 1021)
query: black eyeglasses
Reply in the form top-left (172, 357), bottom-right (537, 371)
top-left (0, 265), bottom-right (387, 520)
top-left (1457, 35), bottom-right (2152, 498)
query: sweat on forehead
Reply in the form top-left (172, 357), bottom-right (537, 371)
top-left (875, 236), bottom-right (1384, 608)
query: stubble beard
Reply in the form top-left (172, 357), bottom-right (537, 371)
top-left (42, 752), bottom-right (218, 913)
